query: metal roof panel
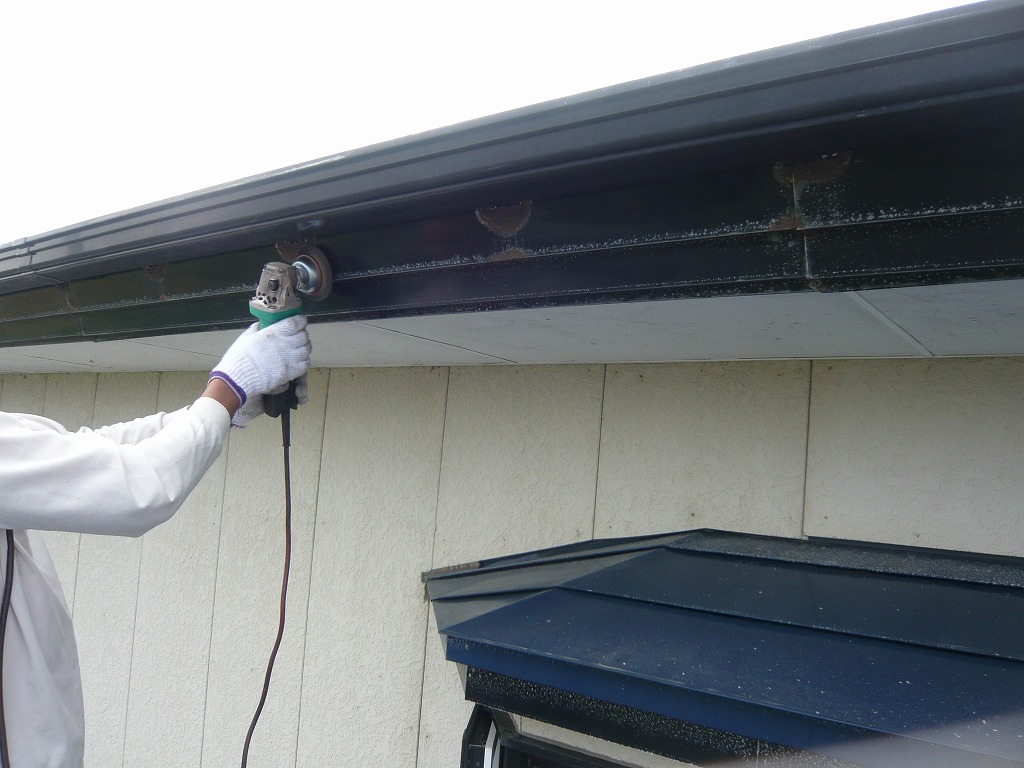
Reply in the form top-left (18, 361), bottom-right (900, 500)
top-left (428, 530), bottom-right (1024, 766)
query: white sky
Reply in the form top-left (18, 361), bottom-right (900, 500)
top-left (1, 0), bottom-right (977, 246)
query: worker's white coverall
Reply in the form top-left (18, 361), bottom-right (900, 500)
top-left (0, 398), bottom-right (230, 768)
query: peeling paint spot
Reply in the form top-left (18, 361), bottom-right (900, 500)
top-left (476, 201), bottom-right (532, 237)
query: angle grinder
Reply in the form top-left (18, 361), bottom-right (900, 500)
top-left (248, 243), bottom-right (332, 416)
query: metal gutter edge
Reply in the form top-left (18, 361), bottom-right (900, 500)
top-left (2, 0), bottom-right (1023, 294)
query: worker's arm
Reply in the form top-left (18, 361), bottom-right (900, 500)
top-left (0, 316), bottom-right (310, 536)
top-left (84, 378), bottom-right (240, 445)
top-left (0, 400), bottom-right (229, 536)
top-left (201, 376), bottom-right (242, 417)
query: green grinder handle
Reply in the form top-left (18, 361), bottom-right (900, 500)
top-left (250, 304), bottom-right (304, 330)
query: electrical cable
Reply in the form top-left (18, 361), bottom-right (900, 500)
top-left (0, 528), bottom-right (15, 768)
top-left (241, 407), bottom-right (293, 768)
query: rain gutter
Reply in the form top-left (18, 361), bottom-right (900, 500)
top-left (2, 0), bottom-right (1023, 344)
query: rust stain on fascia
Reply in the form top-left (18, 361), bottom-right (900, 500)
top-left (275, 240), bottom-right (317, 261)
top-left (774, 152), bottom-right (852, 187)
top-left (774, 152), bottom-right (852, 231)
top-left (145, 264), bottom-right (169, 301)
top-left (144, 264), bottom-right (166, 281)
top-left (486, 247), bottom-right (534, 263)
top-left (767, 212), bottom-right (800, 232)
top-left (476, 201), bottom-right (532, 237)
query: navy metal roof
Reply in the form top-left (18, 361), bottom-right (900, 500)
top-left (425, 530), bottom-right (1024, 767)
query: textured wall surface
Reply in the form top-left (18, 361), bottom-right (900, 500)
top-left (595, 361), bottom-right (810, 539)
top-left (804, 358), bottom-right (1024, 555)
top-left (0, 357), bottom-right (1021, 768)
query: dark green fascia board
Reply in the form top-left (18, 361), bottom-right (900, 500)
top-left (3, 207), bottom-right (1024, 348)
top-left (2, 131), bottom-right (1024, 346)
top-left (2, 0), bottom-right (1024, 346)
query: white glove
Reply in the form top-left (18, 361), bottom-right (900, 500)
top-left (231, 375), bottom-right (309, 428)
top-left (210, 315), bottom-right (311, 416)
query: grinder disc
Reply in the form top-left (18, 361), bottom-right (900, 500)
top-left (280, 244), bottom-right (334, 302)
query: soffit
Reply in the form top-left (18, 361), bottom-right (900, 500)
top-left (1, 281), bottom-right (1021, 373)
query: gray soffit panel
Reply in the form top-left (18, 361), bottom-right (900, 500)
top-left (425, 529), bottom-right (1024, 767)
top-left (3, 283), bottom-right (1023, 372)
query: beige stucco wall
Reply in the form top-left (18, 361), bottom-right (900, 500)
top-left (0, 357), bottom-right (1021, 767)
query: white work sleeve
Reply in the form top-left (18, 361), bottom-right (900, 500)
top-left (0, 398), bottom-right (230, 537)
top-left (82, 407), bottom-right (189, 445)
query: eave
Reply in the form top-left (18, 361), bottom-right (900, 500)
top-left (1, 1), bottom-right (1023, 369)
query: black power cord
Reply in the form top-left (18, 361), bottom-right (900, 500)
top-left (241, 383), bottom-right (298, 768)
top-left (0, 528), bottom-right (16, 768)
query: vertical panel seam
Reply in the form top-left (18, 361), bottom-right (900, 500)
top-left (590, 365), bottom-right (608, 540)
top-left (799, 360), bottom-right (814, 538)
top-left (198, 393), bottom-right (232, 768)
top-left (120, 538), bottom-right (145, 768)
top-left (294, 368), bottom-right (334, 768)
top-left (428, 367), bottom-right (451, 573)
top-left (414, 366), bottom-right (452, 768)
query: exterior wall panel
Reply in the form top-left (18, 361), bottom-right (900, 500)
top-left (419, 364), bottom-right (606, 768)
top-left (296, 367), bottom-right (447, 768)
top-left (805, 358), bottom-right (1024, 557)
top-left (595, 362), bottom-right (810, 539)
top-left (1, 357), bottom-right (1021, 767)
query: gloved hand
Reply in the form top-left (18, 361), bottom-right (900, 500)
top-left (231, 376), bottom-right (309, 428)
top-left (209, 315), bottom-right (311, 424)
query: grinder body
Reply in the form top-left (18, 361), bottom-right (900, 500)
top-left (249, 244), bottom-right (332, 328)
top-left (249, 262), bottom-right (305, 329)
top-left (247, 245), bottom-right (332, 416)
